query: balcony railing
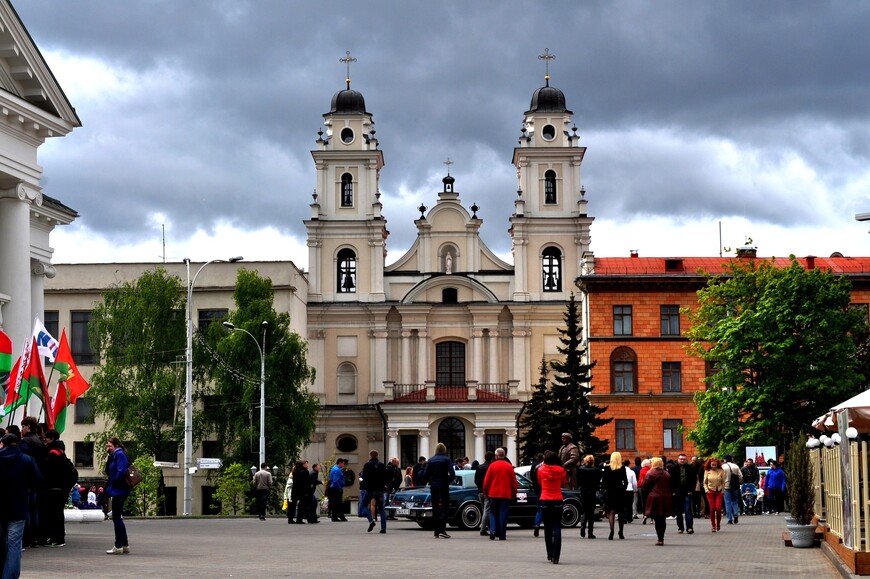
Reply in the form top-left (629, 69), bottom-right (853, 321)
top-left (383, 380), bottom-right (519, 403)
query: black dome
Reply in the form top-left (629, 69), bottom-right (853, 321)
top-left (442, 174), bottom-right (455, 186)
top-left (327, 88), bottom-right (367, 115)
top-left (526, 85), bottom-right (572, 114)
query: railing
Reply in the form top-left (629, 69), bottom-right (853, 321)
top-left (383, 380), bottom-right (518, 403)
top-left (815, 442), bottom-right (870, 552)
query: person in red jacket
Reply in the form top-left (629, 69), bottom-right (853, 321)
top-left (483, 448), bottom-right (518, 541)
top-left (537, 450), bottom-right (567, 564)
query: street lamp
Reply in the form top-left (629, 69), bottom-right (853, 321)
top-left (223, 320), bottom-right (268, 467)
top-left (183, 256), bottom-right (242, 516)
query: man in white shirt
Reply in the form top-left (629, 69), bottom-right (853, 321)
top-left (623, 459), bottom-right (637, 525)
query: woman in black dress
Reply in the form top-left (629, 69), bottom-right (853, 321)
top-left (601, 451), bottom-right (628, 540)
top-left (576, 454), bottom-right (602, 539)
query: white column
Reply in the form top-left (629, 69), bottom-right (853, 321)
top-left (0, 187), bottom-right (34, 353)
top-left (419, 428), bottom-right (431, 459)
top-left (417, 330), bottom-right (429, 384)
top-left (487, 330), bottom-right (499, 383)
top-left (512, 328), bottom-right (531, 396)
top-left (471, 329), bottom-right (483, 383)
top-left (505, 428), bottom-right (518, 465)
top-left (386, 429), bottom-right (399, 460)
top-left (371, 329), bottom-right (388, 399)
top-left (401, 330), bottom-right (413, 384)
top-left (473, 428), bottom-right (486, 463)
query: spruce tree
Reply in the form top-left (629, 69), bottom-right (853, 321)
top-left (519, 356), bottom-right (555, 464)
top-left (549, 293), bottom-right (610, 455)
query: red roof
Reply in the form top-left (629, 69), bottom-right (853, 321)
top-left (592, 256), bottom-right (870, 276)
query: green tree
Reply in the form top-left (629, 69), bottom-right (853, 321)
top-left (198, 269), bottom-right (318, 469)
top-left (686, 257), bottom-right (865, 456)
top-left (127, 456), bottom-right (163, 517)
top-left (88, 267), bottom-right (186, 460)
top-left (519, 356), bottom-right (556, 464)
top-left (211, 462), bottom-right (254, 515)
top-left (548, 293), bottom-right (609, 455)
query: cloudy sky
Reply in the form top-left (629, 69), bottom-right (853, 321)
top-left (15, 1), bottom-right (870, 268)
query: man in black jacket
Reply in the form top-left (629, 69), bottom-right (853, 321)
top-left (474, 451), bottom-right (494, 536)
top-left (667, 453), bottom-right (696, 534)
top-left (40, 430), bottom-right (69, 547)
top-left (308, 463), bottom-right (322, 523)
top-left (0, 433), bottom-right (42, 577)
top-left (360, 450), bottom-right (388, 533)
top-left (384, 457), bottom-right (402, 519)
top-left (424, 443), bottom-right (455, 539)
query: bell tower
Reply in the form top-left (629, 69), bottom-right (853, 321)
top-left (510, 49), bottom-right (593, 301)
top-left (305, 52), bottom-right (387, 303)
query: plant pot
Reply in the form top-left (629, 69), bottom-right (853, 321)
top-left (784, 516), bottom-right (797, 525)
top-left (787, 523), bottom-right (817, 548)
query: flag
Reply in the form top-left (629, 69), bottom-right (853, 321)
top-left (0, 329), bottom-right (11, 410)
top-left (32, 317), bottom-right (59, 363)
top-left (50, 382), bottom-right (69, 434)
top-left (54, 330), bottom-right (89, 403)
top-left (4, 337), bottom-right (46, 414)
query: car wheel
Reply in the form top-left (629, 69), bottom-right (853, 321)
top-left (561, 501), bottom-right (581, 527)
top-left (457, 502), bottom-right (482, 530)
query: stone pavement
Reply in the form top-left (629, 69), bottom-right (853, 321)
top-left (23, 512), bottom-right (842, 578)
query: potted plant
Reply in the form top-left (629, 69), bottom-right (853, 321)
top-left (785, 438), bottom-right (817, 548)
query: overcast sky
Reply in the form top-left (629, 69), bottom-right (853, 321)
top-left (15, 1), bottom-right (870, 268)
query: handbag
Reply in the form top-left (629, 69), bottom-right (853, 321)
top-left (125, 464), bottom-right (143, 489)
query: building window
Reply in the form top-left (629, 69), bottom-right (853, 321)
top-left (74, 441), bottom-right (94, 468)
top-left (662, 362), bottom-right (682, 393)
top-left (544, 169), bottom-right (557, 204)
top-left (435, 341), bottom-right (465, 387)
top-left (337, 248), bottom-right (357, 293)
top-left (74, 398), bottom-right (94, 424)
top-left (202, 440), bottom-right (222, 460)
top-left (613, 305), bottom-right (632, 336)
top-left (660, 305), bottom-right (680, 336)
top-left (337, 362), bottom-right (356, 396)
top-left (71, 311), bottom-right (97, 364)
top-left (198, 309), bottom-right (228, 332)
top-left (485, 433), bottom-right (503, 453)
top-left (400, 434), bottom-right (418, 470)
top-left (615, 420), bottom-right (635, 451)
top-left (341, 173), bottom-right (353, 207)
top-left (438, 417), bottom-right (466, 460)
top-left (663, 419), bottom-right (683, 450)
top-left (610, 347), bottom-right (636, 393)
top-left (542, 247), bottom-right (562, 292)
top-left (44, 310), bottom-right (59, 340)
top-left (442, 288), bottom-right (458, 303)
top-left (705, 360), bottom-right (722, 390)
top-left (157, 441), bottom-right (179, 463)
top-left (336, 434), bottom-right (358, 453)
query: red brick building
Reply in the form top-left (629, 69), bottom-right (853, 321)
top-left (577, 252), bottom-right (870, 460)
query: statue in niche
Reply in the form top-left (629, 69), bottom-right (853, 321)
top-left (445, 253), bottom-right (453, 275)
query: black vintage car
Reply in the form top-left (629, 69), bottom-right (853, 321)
top-left (386, 468), bottom-right (593, 530)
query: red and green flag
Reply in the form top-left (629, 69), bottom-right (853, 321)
top-left (0, 330), bottom-right (11, 409)
top-left (50, 330), bottom-right (89, 433)
top-left (4, 337), bottom-right (46, 415)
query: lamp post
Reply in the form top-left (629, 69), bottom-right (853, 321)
top-left (183, 256), bottom-right (242, 516)
top-left (223, 320), bottom-right (268, 467)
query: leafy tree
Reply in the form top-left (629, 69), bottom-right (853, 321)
top-left (519, 356), bottom-right (556, 464)
top-left (198, 269), bottom-right (318, 470)
top-left (685, 257), bottom-right (865, 456)
top-left (127, 456), bottom-right (163, 517)
top-left (537, 293), bottom-right (609, 456)
top-left (88, 267), bottom-right (185, 461)
top-left (211, 462), bottom-right (253, 515)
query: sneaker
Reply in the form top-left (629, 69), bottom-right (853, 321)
top-left (123, 546), bottom-right (130, 554)
top-left (438, 532), bottom-right (451, 539)
top-left (687, 528), bottom-right (694, 534)
top-left (106, 546), bottom-right (124, 555)
top-left (48, 542), bottom-right (65, 547)
top-left (367, 522), bottom-right (376, 533)
top-left (379, 529), bottom-right (386, 534)
top-left (533, 527), bottom-right (540, 537)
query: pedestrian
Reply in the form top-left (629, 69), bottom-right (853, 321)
top-left (385, 457), bottom-right (402, 518)
top-left (602, 451), bottom-right (628, 540)
top-left (529, 452), bottom-right (544, 537)
top-left (308, 463), bottom-right (322, 523)
top-left (475, 451), bottom-right (494, 536)
top-left (638, 458), bottom-right (651, 524)
top-left (403, 466), bottom-right (413, 488)
top-left (577, 454), bottom-right (602, 539)
top-left (411, 456), bottom-right (427, 486)
top-left (483, 447), bottom-right (517, 541)
top-left (105, 437), bottom-right (131, 554)
top-left (360, 450), bottom-right (388, 533)
top-left (536, 450), bottom-right (566, 564)
top-left (40, 429), bottom-right (70, 547)
top-left (623, 459), bottom-right (637, 525)
top-left (19, 416), bottom-right (45, 550)
top-left (667, 453), bottom-right (695, 535)
top-left (422, 443), bottom-right (454, 539)
top-left (558, 433), bottom-right (580, 489)
top-left (0, 433), bottom-right (42, 577)
top-left (721, 453), bottom-right (742, 525)
top-left (252, 462), bottom-right (273, 521)
top-left (764, 460), bottom-right (786, 514)
top-left (703, 457), bottom-right (726, 532)
top-left (328, 458), bottom-right (348, 522)
top-left (290, 461), bottom-right (311, 524)
top-left (641, 457), bottom-right (673, 546)
top-left (283, 473), bottom-right (294, 523)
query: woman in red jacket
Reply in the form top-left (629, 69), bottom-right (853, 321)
top-left (640, 457), bottom-right (673, 546)
top-left (537, 450), bottom-right (567, 564)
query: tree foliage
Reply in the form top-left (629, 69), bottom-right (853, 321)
top-left (88, 267), bottom-right (186, 460)
top-left (685, 257), bottom-right (865, 456)
top-left (519, 356), bottom-right (556, 464)
top-left (198, 269), bottom-right (318, 470)
top-left (211, 462), bottom-right (253, 515)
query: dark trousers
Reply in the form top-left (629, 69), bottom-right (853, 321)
top-left (42, 489), bottom-right (67, 544)
top-left (489, 497), bottom-right (510, 540)
top-left (431, 486), bottom-right (450, 535)
top-left (255, 489), bottom-right (269, 519)
top-left (361, 491), bottom-right (387, 530)
top-left (581, 492), bottom-right (597, 536)
top-left (23, 489), bottom-right (39, 547)
top-left (770, 488), bottom-right (785, 513)
top-left (111, 495), bottom-right (128, 548)
top-left (673, 492), bottom-right (693, 531)
top-left (328, 487), bottom-right (345, 520)
top-left (652, 514), bottom-right (666, 541)
top-left (308, 495), bottom-right (319, 522)
top-left (541, 500), bottom-right (563, 561)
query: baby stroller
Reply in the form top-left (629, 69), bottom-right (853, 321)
top-left (741, 483), bottom-right (761, 515)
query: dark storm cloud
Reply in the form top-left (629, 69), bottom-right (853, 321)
top-left (13, 1), bottom-right (870, 260)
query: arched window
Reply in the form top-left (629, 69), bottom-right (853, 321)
top-left (611, 347), bottom-right (637, 393)
top-left (341, 173), bottom-right (353, 207)
top-left (337, 362), bottom-right (356, 396)
top-left (435, 341), bottom-right (465, 387)
top-left (544, 169), bottom-right (557, 204)
top-left (438, 417), bottom-right (466, 461)
top-left (337, 248), bottom-right (356, 293)
top-left (542, 247), bottom-right (562, 292)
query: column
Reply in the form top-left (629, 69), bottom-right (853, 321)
top-left (505, 428), bottom-right (518, 465)
top-left (471, 329), bottom-right (484, 383)
top-left (0, 185), bottom-right (35, 352)
top-left (473, 429), bottom-right (486, 463)
top-left (487, 329), bottom-right (499, 384)
top-left (417, 330), bottom-right (429, 384)
top-left (418, 429), bottom-right (431, 459)
top-left (371, 328), bottom-right (388, 399)
top-left (386, 429), bottom-right (399, 461)
top-left (401, 330), bottom-right (413, 384)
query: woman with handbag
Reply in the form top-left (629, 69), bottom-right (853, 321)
top-left (576, 454), bottom-right (602, 539)
top-left (105, 437), bottom-right (131, 555)
top-left (601, 451), bottom-right (628, 540)
top-left (640, 457), bottom-right (672, 546)
top-left (703, 457), bottom-right (726, 532)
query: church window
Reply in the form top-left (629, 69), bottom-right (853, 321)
top-left (544, 170), bottom-right (557, 204)
top-left (442, 288), bottom-right (458, 303)
top-left (542, 124), bottom-right (556, 141)
top-left (337, 248), bottom-right (357, 293)
top-left (611, 346), bottom-right (637, 393)
top-left (438, 417), bottom-right (466, 460)
top-left (337, 362), bottom-right (356, 396)
top-left (542, 247), bottom-right (562, 292)
top-left (341, 173), bottom-right (353, 207)
top-left (340, 127), bottom-right (354, 144)
top-left (435, 341), bottom-right (465, 387)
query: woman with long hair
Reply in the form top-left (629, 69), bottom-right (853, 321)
top-left (105, 437), bottom-right (130, 554)
top-left (576, 454), bottom-right (602, 539)
top-left (601, 451), bottom-right (629, 540)
top-left (703, 457), bottom-right (726, 532)
top-left (640, 457), bottom-right (672, 546)
top-left (537, 450), bottom-right (566, 564)
top-left (403, 466), bottom-right (413, 488)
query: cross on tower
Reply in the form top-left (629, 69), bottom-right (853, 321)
top-left (538, 48), bottom-right (555, 85)
top-left (340, 51), bottom-right (357, 89)
top-left (444, 157), bottom-right (453, 176)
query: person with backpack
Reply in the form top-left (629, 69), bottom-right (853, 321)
top-left (722, 454), bottom-right (743, 525)
top-left (41, 429), bottom-right (73, 547)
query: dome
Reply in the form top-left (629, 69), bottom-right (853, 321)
top-left (327, 88), bottom-right (367, 115)
top-left (526, 84), bottom-right (572, 114)
top-left (442, 174), bottom-right (455, 186)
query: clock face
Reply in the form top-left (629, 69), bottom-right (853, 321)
top-left (542, 124), bottom-right (556, 141)
top-left (341, 128), bottom-right (354, 144)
